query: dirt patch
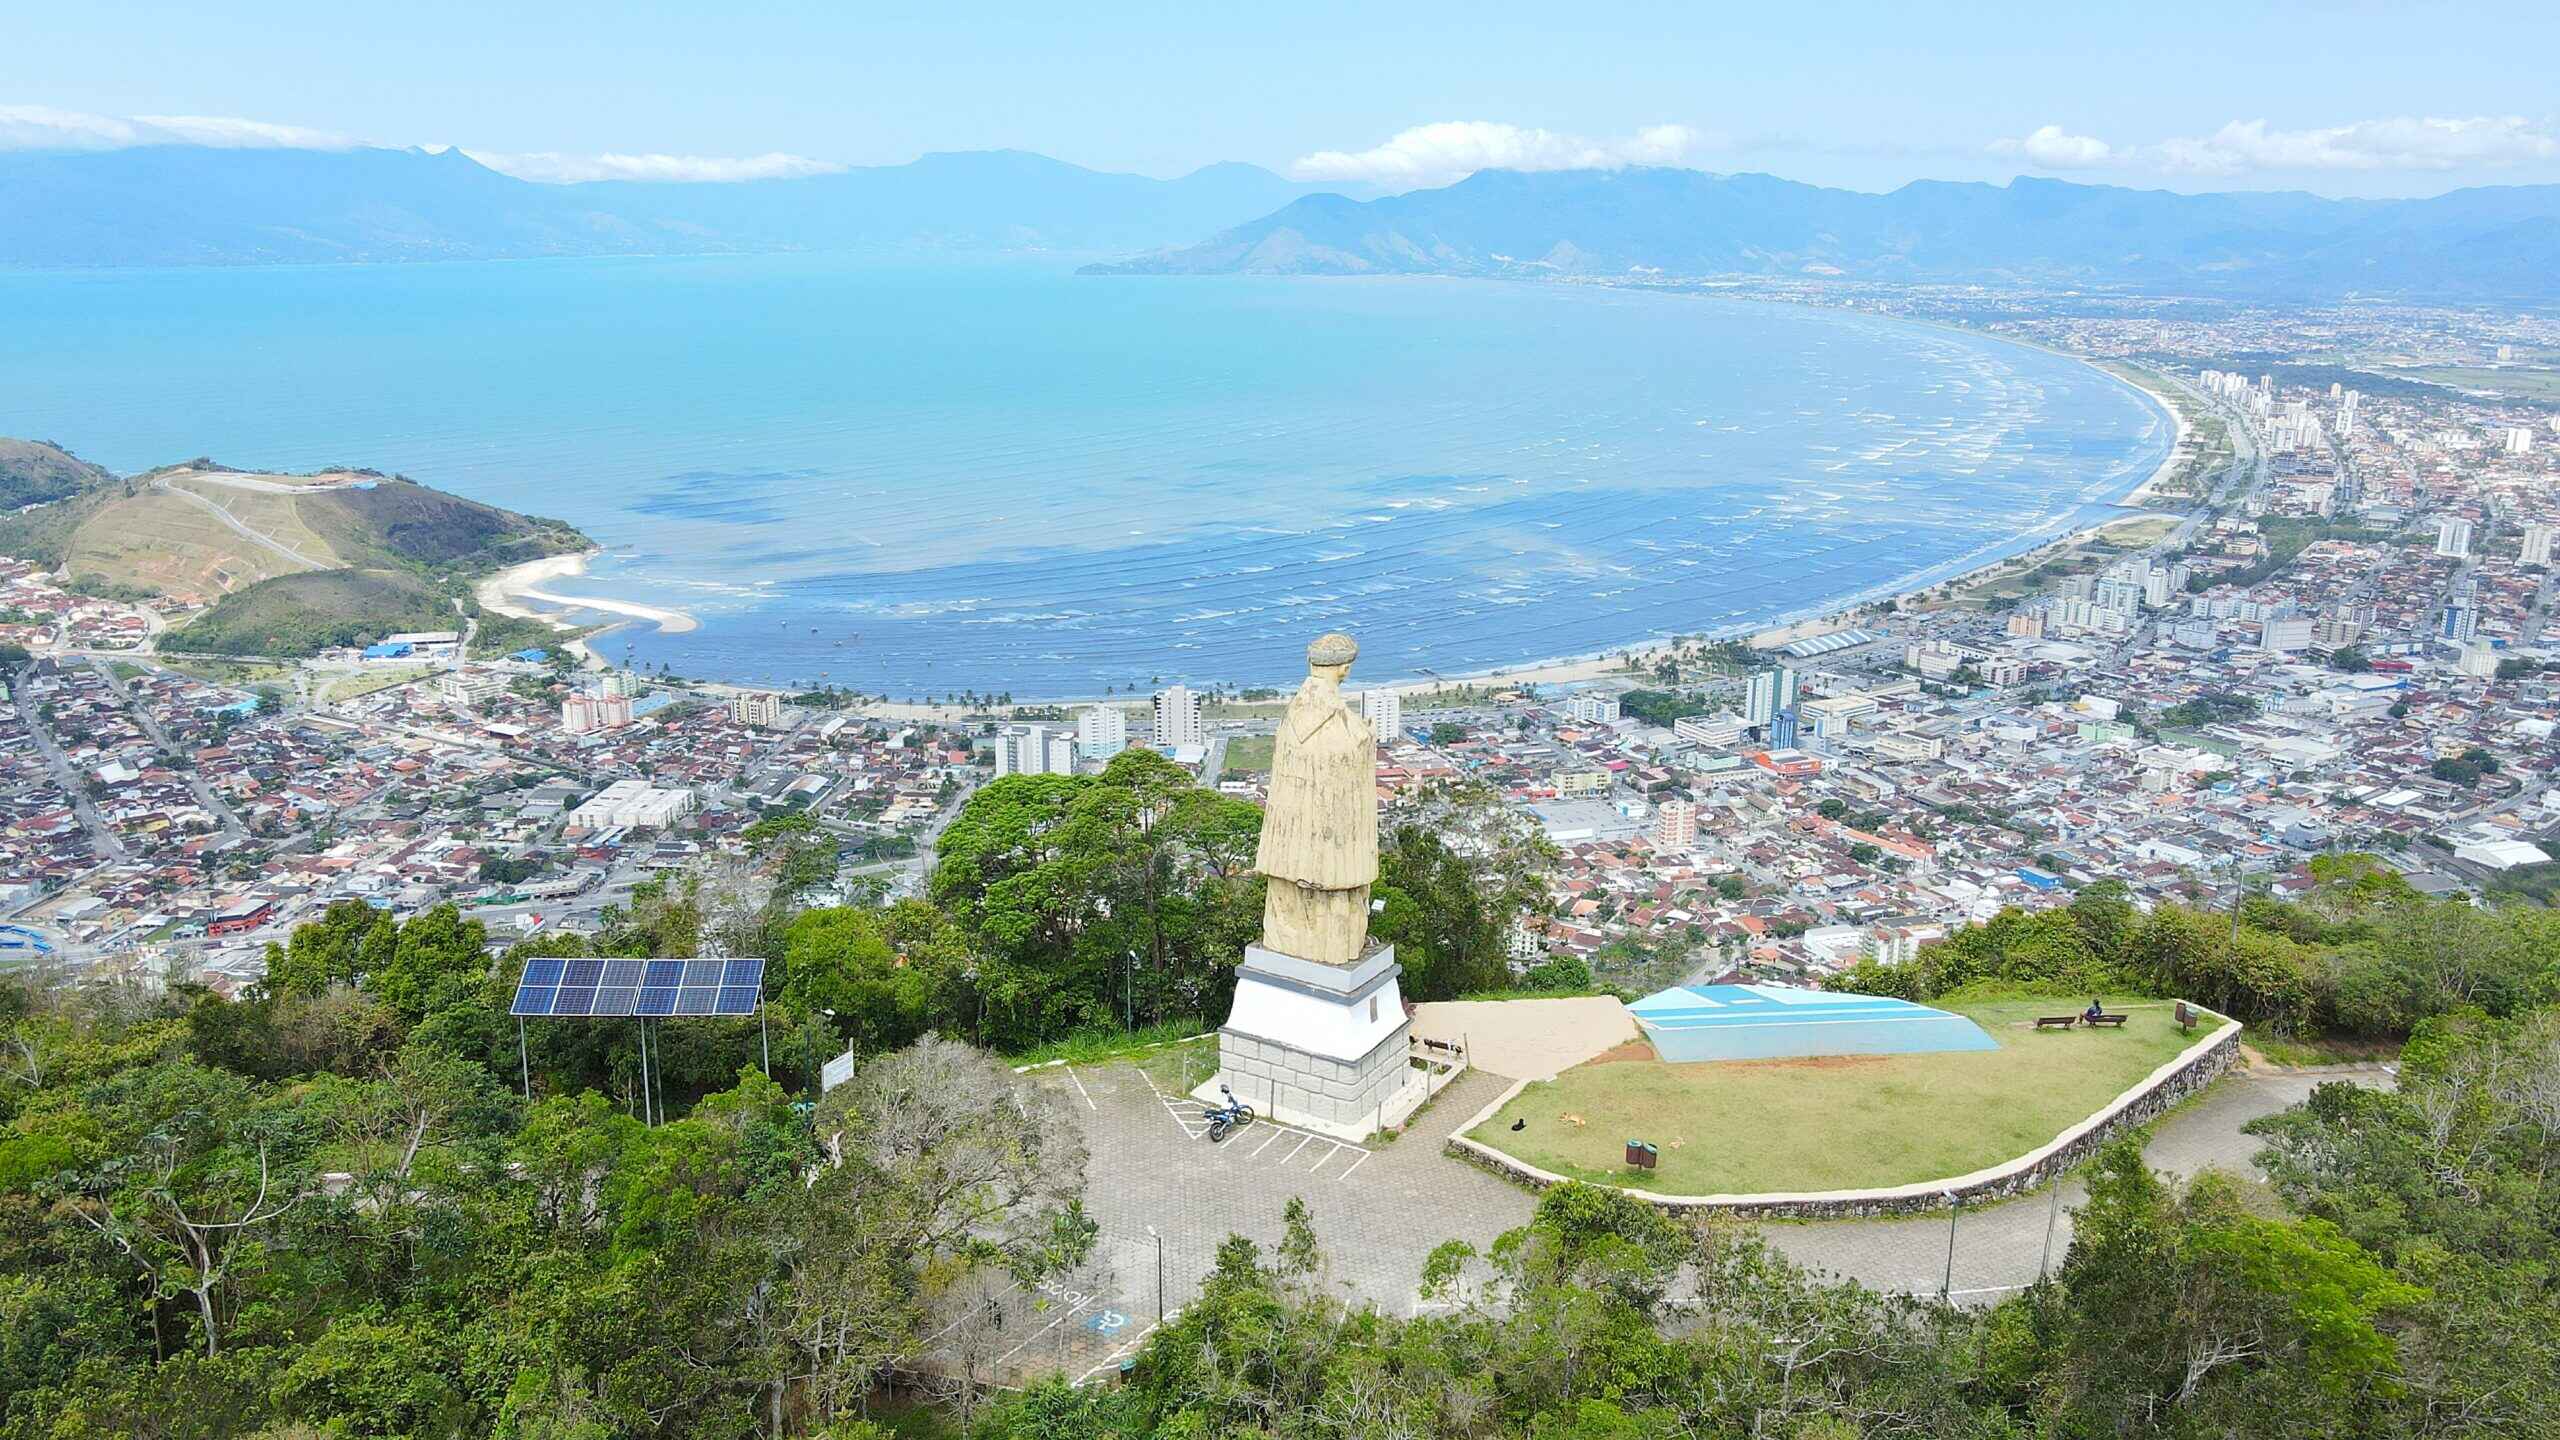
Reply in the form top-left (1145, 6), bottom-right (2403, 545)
top-left (1586, 1038), bottom-right (1657, 1066)
top-left (1716, 1053), bottom-right (1888, 1073)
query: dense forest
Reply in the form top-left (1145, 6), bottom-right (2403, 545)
top-left (2, 764), bottom-right (2554, 1436)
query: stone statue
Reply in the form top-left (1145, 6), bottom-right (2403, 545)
top-left (1255, 632), bottom-right (1379, 965)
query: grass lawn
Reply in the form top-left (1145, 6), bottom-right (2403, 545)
top-left (1221, 734), bottom-right (1275, 775)
top-left (1472, 999), bottom-right (2219, 1195)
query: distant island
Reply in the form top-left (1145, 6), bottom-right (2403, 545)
top-left (0, 438), bottom-right (589, 658)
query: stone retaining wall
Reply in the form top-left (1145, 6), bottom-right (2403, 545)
top-left (1445, 1009), bottom-right (2242, 1219)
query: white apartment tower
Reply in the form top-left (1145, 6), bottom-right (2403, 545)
top-left (1076, 704), bottom-right (1128, 760)
top-left (2522, 523), bottom-right (2557, 569)
top-left (731, 691), bottom-right (786, 729)
top-left (2435, 517), bottom-right (2473, 560)
top-left (1360, 689), bottom-right (1403, 742)
top-left (1743, 666), bottom-right (1801, 727)
top-left (991, 724), bottom-right (1076, 777)
top-left (1151, 684), bottom-right (1204, 750)
top-left (1566, 691), bottom-right (1621, 725)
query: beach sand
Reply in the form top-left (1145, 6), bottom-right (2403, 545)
top-left (478, 551), bottom-right (699, 636)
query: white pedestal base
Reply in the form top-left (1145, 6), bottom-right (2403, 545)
top-left (1199, 942), bottom-right (1425, 1141)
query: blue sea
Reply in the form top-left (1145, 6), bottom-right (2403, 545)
top-left (0, 256), bottom-right (2170, 698)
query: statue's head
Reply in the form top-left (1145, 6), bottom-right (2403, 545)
top-left (1307, 632), bottom-right (1357, 682)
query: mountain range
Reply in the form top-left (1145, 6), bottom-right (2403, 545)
top-left (0, 145), bottom-right (1338, 267)
top-left (3, 144), bottom-right (2555, 299)
top-left (1087, 167), bottom-right (2560, 300)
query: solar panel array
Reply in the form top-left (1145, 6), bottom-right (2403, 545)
top-left (511, 957), bottom-right (766, 1018)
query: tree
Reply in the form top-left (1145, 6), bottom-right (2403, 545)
top-left (1372, 781), bottom-right (1559, 1000)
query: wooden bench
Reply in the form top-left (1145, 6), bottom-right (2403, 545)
top-left (2034, 1015), bottom-right (2082, 1031)
top-left (2085, 1013), bottom-right (2129, 1029)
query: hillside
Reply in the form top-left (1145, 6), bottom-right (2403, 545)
top-left (0, 145), bottom-right (1340, 267)
top-left (1086, 168), bottom-right (2560, 301)
top-left (59, 465), bottom-right (587, 602)
top-left (0, 439), bottom-right (115, 509)
top-left (166, 568), bottom-right (461, 657)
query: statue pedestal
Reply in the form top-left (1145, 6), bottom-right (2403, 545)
top-left (1197, 943), bottom-right (1427, 1141)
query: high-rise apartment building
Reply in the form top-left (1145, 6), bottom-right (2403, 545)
top-left (2521, 523), bottom-right (2556, 568)
top-left (1076, 704), bottom-right (1128, 760)
top-left (1743, 666), bottom-right (1801, 727)
top-left (2435, 517), bottom-right (2473, 560)
top-left (991, 724), bottom-right (1077, 777)
top-left (561, 691), bottom-right (632, 735)
top-left (731, 691), bottom-right (786, 728)
top-left (1566, 692), bottom-right (1621, 725)
top-left (1360, 689), bottom-right (1403, 741)
top-left (1651, 798), bottom-right (1697, 851)
top-left (1151, 685), bottom-right (1204, 750)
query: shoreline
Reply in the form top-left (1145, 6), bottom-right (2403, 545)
top-left (834, 503), bottom-right (2184, 723)
top-left (476, 550), bottom-right (700, 669)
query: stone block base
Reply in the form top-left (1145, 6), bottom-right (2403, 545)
top-left (1197, 1025), bottom-right (1427, 1141)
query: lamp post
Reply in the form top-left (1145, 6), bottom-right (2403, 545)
top-left (1146, 1224), bottom-right (1165, 1324)
top-left (807, 1007), bottom-right (837, 1099)
top-left (1941, 1190), bottom-right (1961, 1302)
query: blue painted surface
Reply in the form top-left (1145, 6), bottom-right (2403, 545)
top-left (1628, 983), bottom-right (1999, 1063)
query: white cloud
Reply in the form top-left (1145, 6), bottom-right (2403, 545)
top-left (1987, 124), bottom-right (2116, 170)
top-left (463, 149), bottom-right (846, 184)
top-left (2157, 116), bottom-right (2560, 174)
top-left (130, 113), bottom-right (353, 149)
top-left (1290, 121), bottom-right (1712, 188)
top-left (0, 104), bottom-right (142, 149)
top-left (0, 104), bottom-right (354, 151)
top-left (1994, 115), bottom-right (2560, 176)
top-left (0, 102), bottom-right (842, 184)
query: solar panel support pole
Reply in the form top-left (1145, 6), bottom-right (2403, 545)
top-left (759, 1003), bottom-right (771, 1079)
top-left (638, 1019), bottom-right (653, 1126)
top-left (518, 1017), bottom-right (530, 1100)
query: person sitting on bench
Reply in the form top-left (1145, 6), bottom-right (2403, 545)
top-left (2084, 997), bottom-right (2105, 1024)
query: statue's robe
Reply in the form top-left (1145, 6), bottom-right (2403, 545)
top-left (1255, 672), bottom-right (1377, 964)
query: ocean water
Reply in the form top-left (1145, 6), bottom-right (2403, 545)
top-left (0, 256), bottom-right (2170, 698)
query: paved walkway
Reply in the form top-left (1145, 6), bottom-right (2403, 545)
top-left (1051, 1060), bottom-right (2383, 1318)
top-left (1410, 997), bottom-right (1639, 1080)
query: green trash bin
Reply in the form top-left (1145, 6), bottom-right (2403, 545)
top-left (1625, 1139), bottom-right (1658, 1171)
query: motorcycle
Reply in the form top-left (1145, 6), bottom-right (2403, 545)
top-left (1204, 1083), bottom-right (1256, 1142)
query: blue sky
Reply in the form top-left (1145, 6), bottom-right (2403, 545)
top-left (7, 1), bottom-right (2558, 196)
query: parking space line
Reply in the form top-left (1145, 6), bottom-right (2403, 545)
top-left (1245, 1127), bottom-right (1283, 1157)
top-left (1335, 1149), bottom-right (1373, 1181)
top-left (1277, 1133), bottom-right (1314, 1165)
top-left (996, 1290), bottom-right (1096, 1365)
top-left (1305, 1144), bottom-right (1337, 1174)
top-left (1076, 1318), bottom-right (1167, 1386)
top-left (1066, 1065), bottom-right (1096, 1111)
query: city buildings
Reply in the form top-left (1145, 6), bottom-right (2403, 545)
top-left (1743, 666), bottom-right (1801, 727)
top-left (561, 691), bottom-right (632, 735)
top-left (731, 691), bottom-right (786, 729)
top-left (566, 779), bottom-right (697, 830)
top-left (990, 724), bottom-right (1078, 776)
